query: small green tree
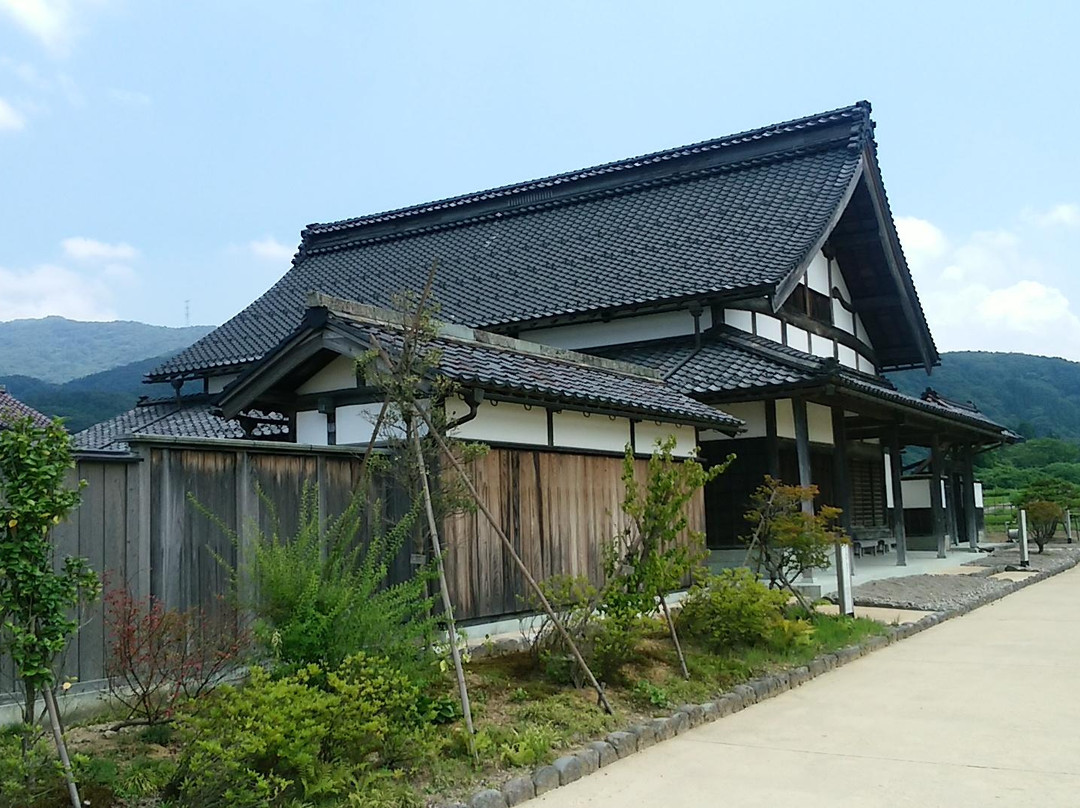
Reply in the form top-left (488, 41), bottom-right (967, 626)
top-left (0, 416), bottom-right (99, 807)
top-left (1024, 500), bottom-right (1063, 553)
top-left (741, 476), bottom-right (847, 613)
top-left (606, 437), bottom-right (731, 678)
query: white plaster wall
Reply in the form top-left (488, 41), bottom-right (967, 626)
top-left (775, 399), bottom-right (795, 440)
top-left (902, 478), bottom-right (932, 509)
top-left (635, 421), bottom-right (696, 457)
top-left (552, 410), bottom-right (631, 453)
top-left (297, 355), bottom-right (357, 395)
top-left (810, 333), bottom-right (834, 359)
top-left (786, 325), bottom-right (810, 353)
top-left (705, 401), bottom-right (767, 439)
top-left (755, 313), bottom-right (783, 344)
top-left (807, 402), bottom-right (834, 445)
top-left (806, 252), bottom-right (830, 295)
top-left (975, 481), bottom-right (984, 508)
top-left (857, 354), bottom-right (875, 375)
top-left (335, 402), bottom-right (385, 446)
top-left (832, 301), bottom-right (855, 334)
top-left (446, 399), bottom-right (549, 446)
top-left (296, 410), bottom-right (328, 445)
top-left (832, 262), bottom-right (851, 302)
top-left (519, 308), bottom-right (712, 350)
top-left (884, 451), bottom-right (894, 509)
top-left (206, 374), bottom-right (238, 395)
top-left (837, 344), bottom-right (858, 370)
top-left (724, 308), bottom-right (754, 334)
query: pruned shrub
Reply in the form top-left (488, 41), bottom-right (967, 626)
top-left (170, 652), bottom-right (436, 808)
top-left (528, 574), bottom-right (641, 685)
top-left (677, 568), bottom-right (809, 652)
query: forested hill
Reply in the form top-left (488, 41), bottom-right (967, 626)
top-left (0, 317), bottom-right (213, 383)
top-left (889, 352), bottom-right (1080, 442)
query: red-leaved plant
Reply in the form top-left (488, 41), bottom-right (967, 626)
top-left (104, 585), bottom-right (249, 727)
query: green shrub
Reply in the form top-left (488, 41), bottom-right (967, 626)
top-left (631, 680), bottom-right (670, 709)
top-left (529, 574), bottom-right (642, 685)
top-left (497, 725), bottom-right (558, 768)
top-left (171, 653), bottom-right (436, 807)
top-left (210, 481), bottom-right (438, 677)
top-left (0, 727), bottom-right (64, 808)
top-left (677, 568), bottom-right (793, 652)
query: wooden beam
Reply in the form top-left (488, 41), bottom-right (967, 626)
top-left (929, 434), bottom-right (948, 558)
top-left (888, 428), bottom-right (907, 566)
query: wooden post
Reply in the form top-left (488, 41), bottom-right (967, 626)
top-left (929, 435), bottom-right (947, 559)
top-left (888, 429), bottom-right (907, 566)
top-left (831, 407), bottom-right (854, 609)
top-left (1066, 509), bottom-right (1073, 544)
top-left (765, 399), bottom-right (780, 478)
top-left (792, 397), bottom-right (814, 584)
top-left (961, 446), bottom-right (979, 552)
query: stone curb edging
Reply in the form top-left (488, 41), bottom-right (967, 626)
top-left (442, 552), bottom-right (1080, 808)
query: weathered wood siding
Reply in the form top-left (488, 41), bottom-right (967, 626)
top-left (442, 448), bottom-right (706, 621)
top-left (2, 441), bottom-right (705, 702)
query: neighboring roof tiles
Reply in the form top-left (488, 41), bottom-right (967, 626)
top-left (151, 103), bottom-right (872, 381)
top-left (0, 388), bottom-right (53, 430)
top-left (72, 396), bottom-right (286, 453)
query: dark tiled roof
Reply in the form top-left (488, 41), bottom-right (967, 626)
top-left (151, 103), bottom-right (872, 381)
top-left (0, 389), bottom-right (53, 430)
top-left (325, 308), bottom-right (741, 430)
top-left (72, 396), bottom-right (286, 452)
top-left (595, 330), bottom-right (1016, 440)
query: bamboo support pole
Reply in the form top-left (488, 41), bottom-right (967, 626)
top-left (43, 687), bottom-right (81, 808)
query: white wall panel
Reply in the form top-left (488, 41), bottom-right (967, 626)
top-left (335, 402), bottom-right (385, 446)
top-left (705, 401), bottom-right (767, 439)
top-left (786, 325), bottom-right (810, 353)
top-left (806, 252), bottom-right (830, 294)
top-left (810, 333), bottom-right (835, 359)
top-left (296, 410), bottom-right (327, 445)
top-left (552, 410), bottom-right (631, 453)
top-left (519, 309), bottom-right (712, 350)
top-left (635, 421), bottom-right (696, 457)
top-left (807, 402), bottom-right (834, 445)
top-left (724, 308), bottom-right (754, 334)
top-left (297, 355), bottom-right (358, 394)
top-left (902, 478), bottom-right (932, 509)
top-left (756, 313), bottom-right (783, 344)
top-left (775, 399), bottom-right (795, 440)
top-left (446, 399), bottom-right (549, 446)
top-left (857, 354), bottom-right (875, 375)
top-left (837, 344), bottom-right (858, 369)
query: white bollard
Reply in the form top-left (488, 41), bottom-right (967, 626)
top-left (835, 543), bottom-right (855, 617)
top-left (1019, 509), bottom-right (1030, 569)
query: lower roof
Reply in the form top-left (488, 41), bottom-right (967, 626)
top-left (595, 328), bottom-right (1019, 444)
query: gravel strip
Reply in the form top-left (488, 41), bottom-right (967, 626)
top-left (850, 545), bottom-right (1080, 611)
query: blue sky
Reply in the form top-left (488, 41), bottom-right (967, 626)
top-left (1, 1), bottom-right (1078, 361)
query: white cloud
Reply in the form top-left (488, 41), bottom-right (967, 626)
top-left (0, 0), bottom-right (74, 53)
top-left (897, 215), bottom-right (1080, 360)
top-left (1026, 203), bottom-right (1080, 229)
top-left (249, 237), bottom-right (296, 263)
top-left (0, 97), bottom-right (25, 131)
top-left (0, 262), bottom-right (118, 320)
top-left (62, 236), bottom-right (138, 262)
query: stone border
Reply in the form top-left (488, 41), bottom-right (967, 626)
top-left (440, 551), bottom-right (1080, 808)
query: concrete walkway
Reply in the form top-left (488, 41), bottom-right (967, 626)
top-left (536, 565), bottom-right (1080, 807)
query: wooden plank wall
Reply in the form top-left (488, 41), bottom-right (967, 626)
top-left (442, 448), bottom-right (706, 621)
top-left (2, 442), bottom-right (706, 702)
